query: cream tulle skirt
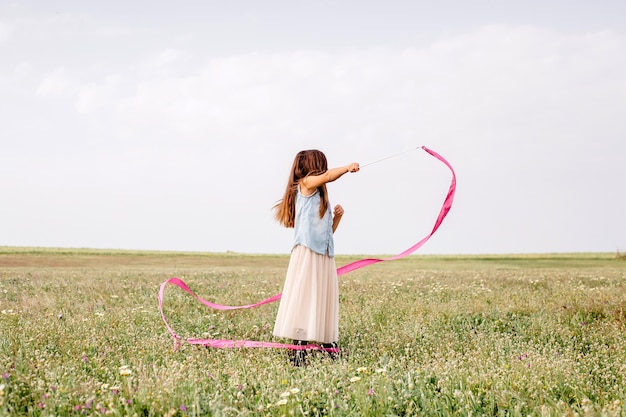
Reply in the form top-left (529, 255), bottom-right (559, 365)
top-left (273, 245), bottom-right (339, 343)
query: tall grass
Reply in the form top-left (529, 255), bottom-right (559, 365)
top-left (1, 248), bottom-right (624, 416)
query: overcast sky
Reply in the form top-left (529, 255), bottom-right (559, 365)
top-left (1, 1), bottom-right (625, 255)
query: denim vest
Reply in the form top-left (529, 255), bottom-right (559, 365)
top-left (293, 187), bottom-right (334, 257)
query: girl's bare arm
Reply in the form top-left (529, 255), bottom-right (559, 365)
top-left (301, 163), bottom-right (359, 195)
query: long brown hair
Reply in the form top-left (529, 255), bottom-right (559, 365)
top-left (274, 150), bottom-right (329, 228)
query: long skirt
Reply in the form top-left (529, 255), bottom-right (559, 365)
top-left (272, 245), bottom-right (339, 343)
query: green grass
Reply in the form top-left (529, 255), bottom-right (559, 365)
top-left (1, 248), bottom-right (625, 416)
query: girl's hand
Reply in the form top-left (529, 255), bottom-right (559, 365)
top-left (333, 205), bottom-right (344, 218)
top-left (347, 162), bottom-right (360, 173)
top-left (332, 205), bottom-right (344, 233)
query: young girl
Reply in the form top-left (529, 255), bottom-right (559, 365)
top-left (273, 149), bottom-right (359, 366)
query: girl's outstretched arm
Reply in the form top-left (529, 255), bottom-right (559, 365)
top-left (301, 162), bottom-right (359, 195)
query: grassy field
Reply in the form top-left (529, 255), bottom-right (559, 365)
top-left (0, 247), bottom-right (625, 416)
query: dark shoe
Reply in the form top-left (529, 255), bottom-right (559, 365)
top-left (321, 342), bottom-right (339, 360)
top-left (291, 340), bottom-right (308, 367)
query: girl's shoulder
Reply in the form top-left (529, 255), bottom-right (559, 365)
top-left (298, 179), bottom-right (318, 197)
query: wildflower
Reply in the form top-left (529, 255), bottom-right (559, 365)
top-left (276, 399), bottom-right (288, 406)
top-left (280, 391), bottom-right (290, 398)
top-left (368, 388), bottom-right (374, 396)
top-left (0, 384), bottom-right (5, 396)
top-left (85, 398), bottom-right (94, 409)
top-left (290, 388), bottom-right (300, 394)
top-left (2, 373), bottom-right (8, 380)
top-left (180, 405), bottom-right (187, 411)
top-left (357, 367), bottom-right (367, 373)
top-left (350, 376), bottom-right (361, 382)
top-left (119, 365), bottom-right (132, 376)
top-left (110, 386), bottom-right (120, 394)
top-left (375, 368), bottom-right (386, 374)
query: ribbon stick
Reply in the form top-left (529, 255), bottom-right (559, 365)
top-left (361, 146), bottom-right (420, 168)
top-left (158, 145), bottom-right (456, 350)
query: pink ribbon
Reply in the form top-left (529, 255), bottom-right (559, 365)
top-left (336, 146), bottom-right (456, 275)
top-left (158, 146), bottom-right (456, 350)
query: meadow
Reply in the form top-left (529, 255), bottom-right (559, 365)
top-left (0, 247), bottom-right (625, 416)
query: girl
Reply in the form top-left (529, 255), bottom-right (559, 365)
top-left (273, 149), bottom-right (359, 366)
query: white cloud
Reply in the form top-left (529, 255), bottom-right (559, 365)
top-left (35, 68), bottom-right (76, 97)
top-left (104, 26), bottom-right (626, 150)
top-left (154, 48), bottom-right (185, 67)
top-left (76, 75), bottom-right (121, 114)
top-left (0, 20), bottom-right (14, 41)
top-left (14, 62), bottom-right (32, 78)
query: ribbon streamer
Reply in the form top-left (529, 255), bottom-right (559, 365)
top-left (158, 145), bottom-right (456, 351)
